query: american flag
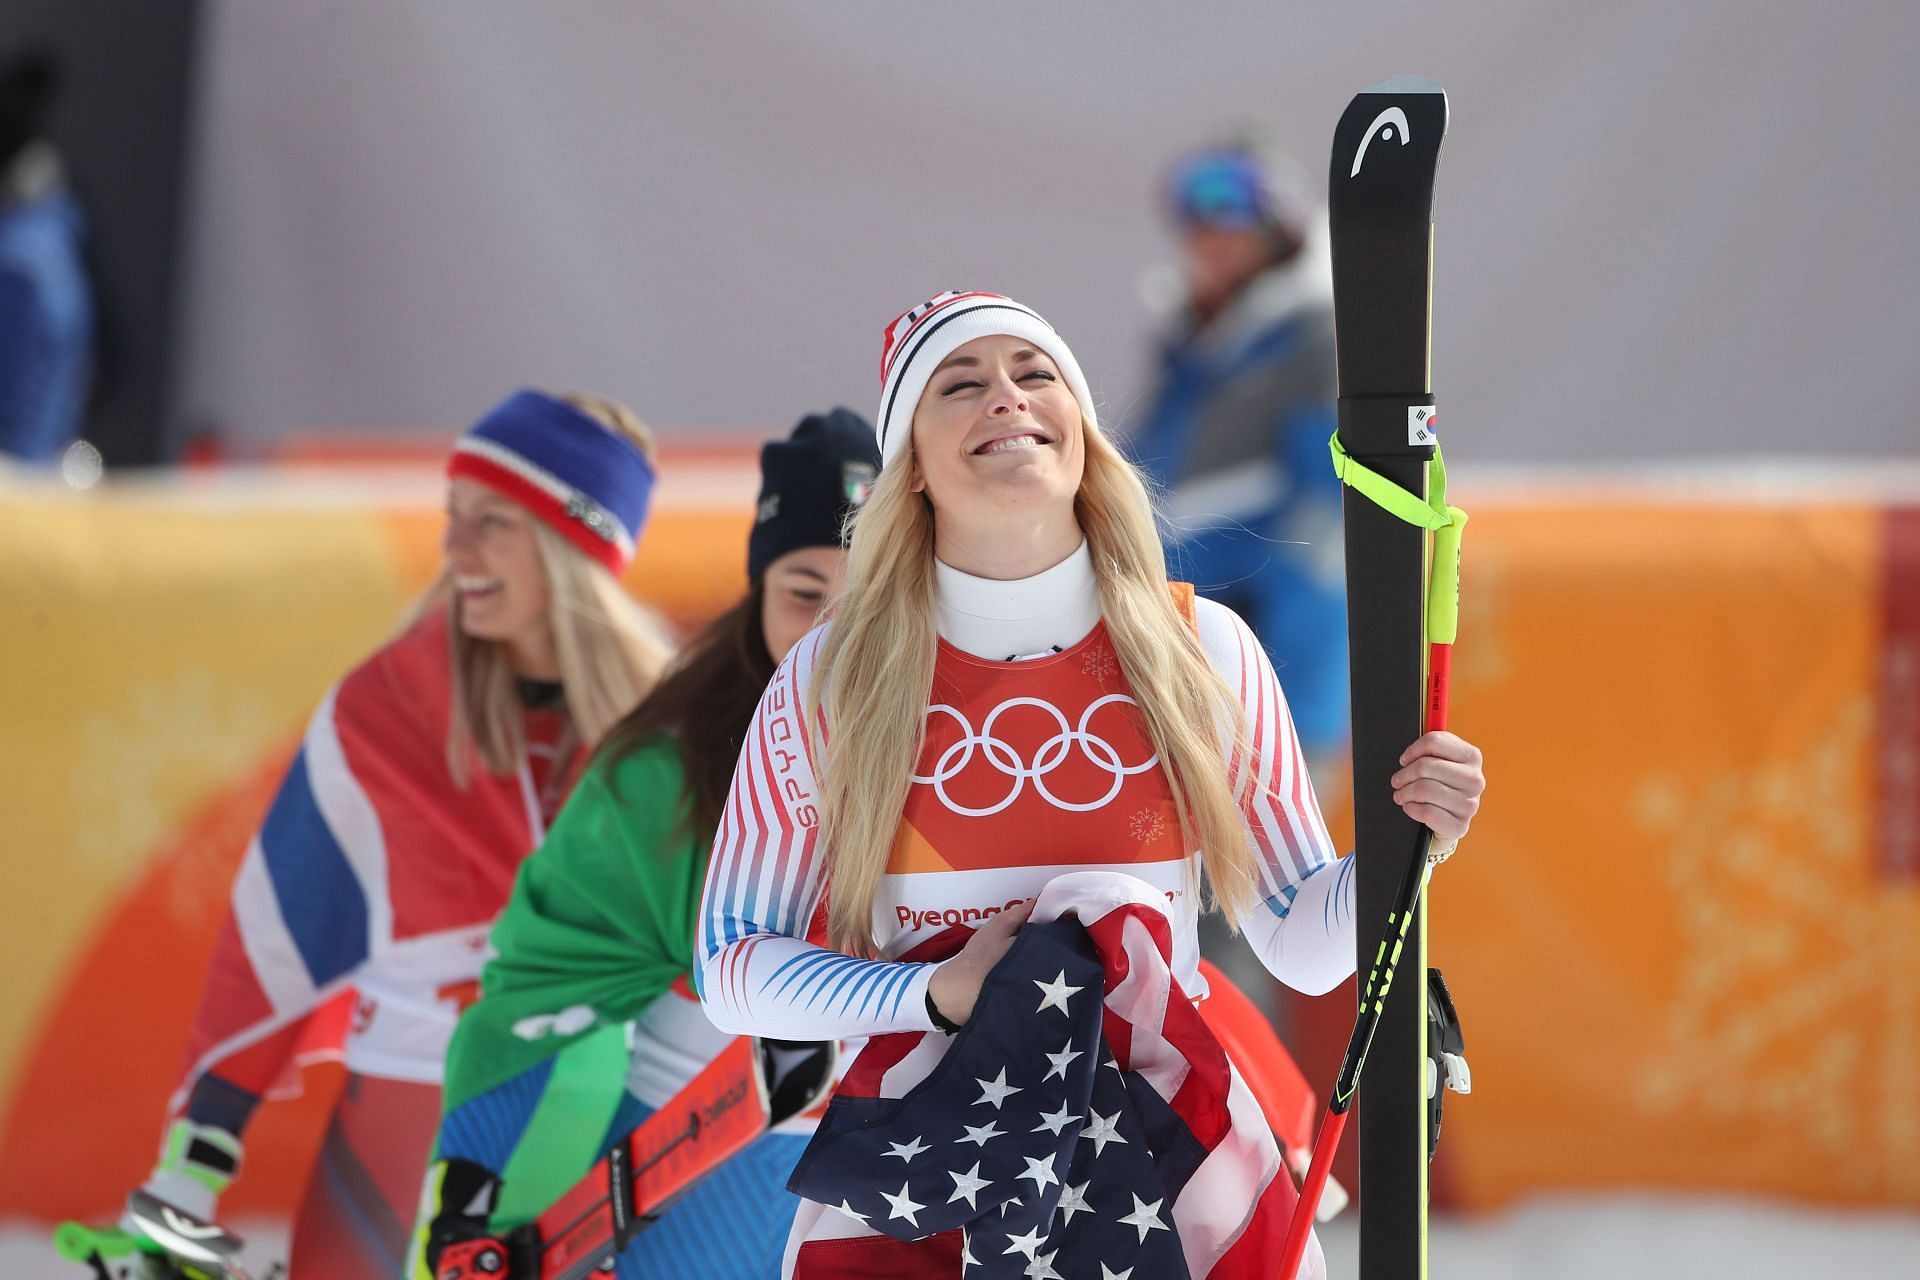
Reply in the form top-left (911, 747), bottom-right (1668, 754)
top-left (786, 872), bottom-right (1304, 1279)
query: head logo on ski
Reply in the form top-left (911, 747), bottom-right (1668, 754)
top-left (1350, 106), bottom-right (1412, 177)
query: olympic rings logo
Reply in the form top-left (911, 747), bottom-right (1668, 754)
top-left (911, 694), bottom-right (1159, 816)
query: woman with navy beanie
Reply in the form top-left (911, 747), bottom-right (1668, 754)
top-left (413, 409), bottom-right (879, 1279)
top-left (120, 390), bottom-right (673, 1277)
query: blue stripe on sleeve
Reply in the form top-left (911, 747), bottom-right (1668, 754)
top-left (758, 944), bottom-right (931, 1021)
top-left (819, 959), bottom-right (883, 1014)
top-left (805, 959), bottom-right (879, 1011)
top-left (855, 963), bottom-right (910, 1019)
top-left (1263, 882), bottom-right (1301, 921)
top-left (1324, 853), bottom-right (1356, 932)
top-left (764, 950), bottom-right (859, 1001)
top-left (877, 963), bottom-right (921, 1020)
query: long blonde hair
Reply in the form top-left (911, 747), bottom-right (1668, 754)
top-left (422, 392), bottom-right (676, 785)
top-left (811, 424), bottom-right (1262, 956)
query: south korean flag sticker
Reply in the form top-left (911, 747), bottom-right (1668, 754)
top-left (1409, 405), bottom-right (1439, 446)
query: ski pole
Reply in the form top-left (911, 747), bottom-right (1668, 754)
top-left (1277, 674), bottom-right (1449, 1279)
top-left (1280, 443), bottom-right (1465, 1279)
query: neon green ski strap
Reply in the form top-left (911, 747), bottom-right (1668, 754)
top-left (1328, 431), bottom-right (1469, 644)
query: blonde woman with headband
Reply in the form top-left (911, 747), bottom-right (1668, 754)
top-left (697, 292), bottom-right (1485, 1278)
top-left (414, 409), bottom-right (880, 1280)
top-left (117, 390), bottom-right (671, 1278)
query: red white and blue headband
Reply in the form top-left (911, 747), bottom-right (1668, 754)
top-left (446, 390), bottom-right (656, 574)
top-left (876, 291), bottom-right (1099, 469)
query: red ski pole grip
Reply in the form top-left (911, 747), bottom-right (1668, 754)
top-left (1426, 641), bottom-right (1452, 734)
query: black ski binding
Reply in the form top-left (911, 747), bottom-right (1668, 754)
top-left (1425, 966), bottom-right (1471, 1161)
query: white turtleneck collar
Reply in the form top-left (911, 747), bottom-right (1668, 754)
top-left (934, 540), bottom-right (1102, 661)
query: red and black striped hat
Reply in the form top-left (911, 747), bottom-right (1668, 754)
top-left (876, 291), bottom-right (1098, 468)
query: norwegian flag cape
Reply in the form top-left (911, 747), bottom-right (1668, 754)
top-left (169, 604), bottom-right (579, 1133)
top-left (785, 872), bottom-right (1322, 1280)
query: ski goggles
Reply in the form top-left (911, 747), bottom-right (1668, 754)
top-left (1168, 150), bottom-right (1271, 231)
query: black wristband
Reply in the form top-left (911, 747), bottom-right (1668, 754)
top-left (925, 987), bottom-right (962, 1035)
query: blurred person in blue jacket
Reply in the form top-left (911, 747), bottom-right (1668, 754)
top-left (1128, 140), bottom-right (1347, 762)
top-left (0, 50), bottom-right (93, 465)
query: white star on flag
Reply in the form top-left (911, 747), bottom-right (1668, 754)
top-left (1024, 1248), bottom-right (1064, 1279)
top-left (881, 1181), bottom-right (927, 1228)
top-left (883, 1135), bottom-right (930, 1163)
top-left (1080, 1108), bottom-right (1127, 1156)
top-left (947, 1161), bottom-right (992, 1209)
top-left (1104, 1055), bottom-right (1122, 1073)
top-left (1031, 1104), bottom-right (1077, 1137)
top-left (1054, 1179), bottom-right (1092, 1226)
top-left (1018, 1152), bottom-right (1059, 1193)
top-left (1100, 1266), bottom-right (1134, 1280)
top-left (1117, 1193), bottom-right (1169, 1244)
top-left (829, 1198), bottom-right (869, 1224)
top-left (974, 1068), bottom-right (1023, 1109)
top-left (1043, 1042), bottom-right (1083, 1080)
top-left (957, 1120), bottom-right (1006, 1147)
top-left (1002, 1223), bottom-right (1048, 1259)
top-left (961, 1233), bottom-right (981, 1272)
top-left (1032, 969), bottom-right (1084, 1015)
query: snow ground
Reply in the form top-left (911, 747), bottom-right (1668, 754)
top-left (1316, 1193), bottom-right (1920, 1278)
top-left (7, 1194), bottom-right (1918, 1277)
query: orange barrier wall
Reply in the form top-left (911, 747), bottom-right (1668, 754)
top-left (2, 462), bottom-right (1915, 1222)
top-left (1429, 500), bottom-right (1919, 1208)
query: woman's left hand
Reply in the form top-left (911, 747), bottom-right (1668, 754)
top-left (1390, 731), bottom-right (1484, 842)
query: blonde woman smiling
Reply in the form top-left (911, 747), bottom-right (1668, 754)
top-left (698, 293), bottom-right (1484, 1278)
top-left (127, 390), bottom-right (671, 1278)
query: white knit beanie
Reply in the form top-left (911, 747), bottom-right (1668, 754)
top-left (875, 291), bottom-right (1099, 468)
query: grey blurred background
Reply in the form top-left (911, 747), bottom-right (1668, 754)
top-left (3, 6), bottom-right (1919, 1276)
top-left (16, 0), bottom-right (1919, 464)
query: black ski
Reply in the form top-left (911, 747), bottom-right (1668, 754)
top-left (1327, 74), bottom-right (1450, 1280)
